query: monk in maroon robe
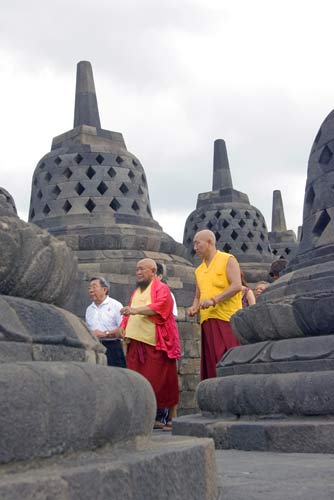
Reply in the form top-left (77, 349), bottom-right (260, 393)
top-left (121, 258), bottom-right (180, 429)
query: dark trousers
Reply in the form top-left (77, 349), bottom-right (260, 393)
top-left (101, 340), bottom-right (126, 368)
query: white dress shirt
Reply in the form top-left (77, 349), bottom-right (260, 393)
top-left (85, 296), bottom-right (123, 341)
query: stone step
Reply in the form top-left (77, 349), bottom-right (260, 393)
top-left (173, 414), bottom-right (334, 453)
top-left (0, 435), bottom-right (217, 500)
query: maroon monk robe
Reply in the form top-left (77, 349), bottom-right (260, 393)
top-left (121, 278), bottom-right (180, 407)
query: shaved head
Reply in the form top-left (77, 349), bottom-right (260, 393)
top-left (193, 230), bottom-right (217, 261)
top-left (194, 230), bottom-right (216, 245)
top-left (136, 258), bottom-right (157, 289)
top-left (137, 258), bottom-right (157, 272)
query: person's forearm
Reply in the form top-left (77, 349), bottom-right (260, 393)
top-left (121, 305), bottom-right (156, 316)
top-left (133, 306), bottom-right (156, 315)
top-left (211, 283), bottom-right (242, 304)
top-left (191, 297), bottom-right (200, 309)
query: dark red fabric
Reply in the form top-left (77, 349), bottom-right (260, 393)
top-left (201, 318), bottom-right (240, 380)
top-left (121, 278), bottom-right (181, 359)
top-left (126, 339), bottom-right (179, 407)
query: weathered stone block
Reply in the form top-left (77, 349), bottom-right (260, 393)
top-left (32, 344), bottom-right (87, 362)
top-left (178, 358), bottom-right (200, 375)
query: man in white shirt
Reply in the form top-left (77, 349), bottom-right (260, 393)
top-left (85, 276), bottom-right (126, 367)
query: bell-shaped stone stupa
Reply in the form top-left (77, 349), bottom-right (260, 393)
top-left (183, 139), bottom-right (273, 281)
top-left (174, 105), bottom-right (334, 453)
top-left (268, 190), bottom-right (298, 261)
top-left (28, 61), bottom-right (199, 414)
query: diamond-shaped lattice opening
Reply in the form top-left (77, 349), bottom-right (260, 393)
top-left (241, 243), bottom-right (248, 253)
top-left (86, 166), bottom-right (96, 179)
top-left (119, 183), bottom-right (129, 194)
top-left (33, 177), bottom-right (38, 186)
top-left (253, 220), bottom-right (258, 227)
top-left (63, 167), bottom-right (73, 179)
top-left (273, 249), bottom-right (278, 255)
top-left (96, 154), bottom-right (104, 165)
top-left (116, 156), bottom-right (123, 165)
top-left (52, 185), bottom-right (61, 198)
top-left (74, 154), bottom-right (83, 164)
top-left (132, 159), bottom-right (138, 167)
top-left (39, 162), bottom-right (45, 170)
top-left (262, 223), bottom-right (266, 229)
top-left (319, 145), bottom-right (333, 165)
top-left (215, 231), bottom-right (221, 241)
top-left (222, 219), bottom-right (229, 228)
top-left (30, 208), bottom-right (35, 219)
top-left (45, 172), bottom-right (52, 182)
top-left (128, 170), bottom-right (135, 180)
top-left (131, 200), bottom-right (140, 212)
top-left (108, 167), bottom-right (116, 178)
top-left (54, 156), bottom-right (62, 165)
top-left (313, 209), bottom-right (330, 237)
top-left (138, 186), bottom-right (144, 195)
top-left (43, 204), bottom-right (51, 215)
top-left (141, 174), bottom-right (146, 184)
top-left (247, 231), bottom-right (254, 239)
top-left (193, 224), bottom-right (198, 231)
top-left (230, 209), bottom-right (237, 218)
top-left (200, 213), bottom-right (206, 220)
top-left (63, 200), bottom-right (72, 213)
top-left (37, 190), bottom-right (43, 199)
top-left (231, 230), bottom-right (238, 240)
top-left (223, 243), bottom-right (231, 252)
top-left (85, 199), bottom-right (96, 213)
top-left (97, 181), bottom-right (108, 195)
top-left (305, 185), bottom-right (315, 207)
top-left (285, 248), bottom-right (291, 255)
top-left (207, 221), bottom-right (213, 229)
top-left (256, 212), bottom-right (261, 219)
top-left (239, 219), bottom-right (245, 228)
top-left (110, 198), bottom-right (121, 211)
top-left (215, 210), bottom-right (221, 219)
top-left (256, 244), bottom-right (263, 253)
top-left (75, 182), bottom-right (85, 196)
top-left (190, 216), bottom-right (194, 222)
top-left (260, 232), bottom-right (265, 241)
top-left (147, 205), bottom-right (152, 216)
top-left (187, 237), bottom-right (192, 244)
top-left (245, 210), bottom-right (251, 218)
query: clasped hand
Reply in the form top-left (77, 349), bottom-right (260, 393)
top-left (120, 306), bottom-right (136, 316)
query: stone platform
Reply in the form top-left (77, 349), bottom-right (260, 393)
top-left (0, 435), bottom-right (217, 500)
top-left (216, 449), bottom-right (334, 500)
top-left (173, 414), bottom-right (334, 453)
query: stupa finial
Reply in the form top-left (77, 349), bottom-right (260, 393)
top-left (74, 61), bottom-right (101, 128)
top-left (212, 139), bottom-right (233, 191)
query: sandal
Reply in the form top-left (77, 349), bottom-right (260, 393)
top-left (162, 421), bottom-right (173, 432)
top-left (153, 421), bottom-right (165, 430)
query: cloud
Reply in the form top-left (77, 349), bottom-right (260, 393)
top-left (1, 0), bottom-right (334, 243)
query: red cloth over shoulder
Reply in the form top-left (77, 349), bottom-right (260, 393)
top-left (121, 278), bottom-right (181, 359)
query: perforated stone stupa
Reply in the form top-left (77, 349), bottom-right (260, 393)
top-left (28, 61), bottom-right (200, 414)
top-left (174, 103), bottom-right (334, 454)
top-left (268, 190), bottom-right (298, 261)
top-left (183, 139), bottom-right (273, 281)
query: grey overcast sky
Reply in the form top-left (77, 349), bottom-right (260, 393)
top-left (0, 0), bottom-right (333, 241)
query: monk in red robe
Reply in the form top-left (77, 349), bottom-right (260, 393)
top-left (120, 258), bottom-right (180, 430)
